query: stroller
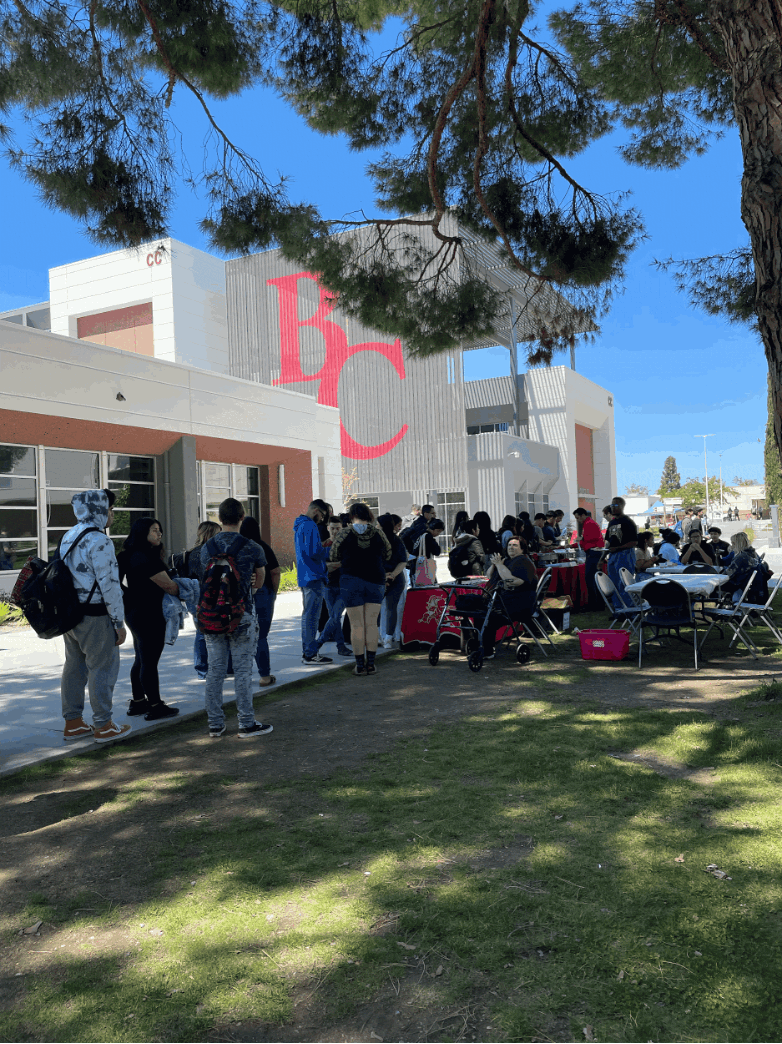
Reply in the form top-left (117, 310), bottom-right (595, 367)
top-left (428, 581), bottom-right (533, 672)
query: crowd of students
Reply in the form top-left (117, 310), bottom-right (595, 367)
top-left (52, 487), bottom-right (773, 746)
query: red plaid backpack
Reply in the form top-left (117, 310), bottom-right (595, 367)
top-left (196, 535), bottom-right (248, 635)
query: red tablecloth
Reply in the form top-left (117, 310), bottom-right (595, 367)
top-left (536, 563), bottom-right (588, 609)
top-left (401, 583), bottom-right (486, 647)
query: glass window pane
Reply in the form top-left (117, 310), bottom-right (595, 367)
top-left (108, 455), bottom-right (155, 483)
top-left (46, 490), bottom-right (83, 528)
top-left (109, 508), bottom-right (154, 538)
top-left (47, 531), bottom-right (70, 558)
top-left (0, 539), bottom-right (38, 570)
top-left (0, 509), bottom-right (38, 538)
top-left (109, 482), bottom-right (155, 509)
top-left (45, 449), bottom-right (99, 489)
top-left (246, 468), bottom-right (259, 496)
top-left (241, 497), bottom-right (261, 523)
top-left (205, 498), bottom-right (223, 524)
top-left (234, 468), bottom-right (248, 499)
top-left (205, 464), bottom-right (230, 487)
top-left (0, 477), bottom-right (37, 507)
top-left (0, 445), bottom-right (36, 476)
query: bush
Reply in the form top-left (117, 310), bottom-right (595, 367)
top-left (0, 598), bottom-right (25, 626)
top-left (278, 565), bottom-right (299, 593)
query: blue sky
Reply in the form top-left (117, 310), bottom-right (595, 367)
top-left (0, 11), bottom-right (766, 495)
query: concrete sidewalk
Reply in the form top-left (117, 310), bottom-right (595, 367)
top-left (0, 589), bottom-right (396, 777)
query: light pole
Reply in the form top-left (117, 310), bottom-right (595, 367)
top-left (695, 434), bottom-right (715, 522)
top-left (719, 453), bottom-right (724, 521)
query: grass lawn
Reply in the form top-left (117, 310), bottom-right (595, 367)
top-left (3, 616), bottom-right (782, 1042)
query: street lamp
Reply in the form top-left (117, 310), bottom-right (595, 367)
top-left (695, 434), bottom-right (715, 521)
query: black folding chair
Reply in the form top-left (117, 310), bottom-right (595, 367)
top-left (638, 578), bottom-right (700, 670)
top-left (683, 563), bottom-right (716, 574)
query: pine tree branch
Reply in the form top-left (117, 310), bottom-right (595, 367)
top-left (653, 0), bottom-right (727, 71)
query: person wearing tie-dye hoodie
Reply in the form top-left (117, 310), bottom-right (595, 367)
top-left (59, 489), bottom-right (131, 744)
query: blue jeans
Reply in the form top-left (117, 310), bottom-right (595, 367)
top-left (195, 630), bottom-right (233, 678)
top-left (320, 585), bottom-right (348, 649)
top-left (253, 586), bottom-right (276, 677)
top-left (383, 573), bottom-right (405, 636)
top-left (204, 612), bottom-right (259, 729)
top-left (301, 579), bottom-right (325, 658)
top-left (606, 549), bottom-right (636, 610)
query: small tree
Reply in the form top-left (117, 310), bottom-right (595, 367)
top-left (658, 456), bottom-right (681, 496)
top-left (624, 483), bottom-right (649, 496)
top-left (678, 477), bottom-right (736, 511)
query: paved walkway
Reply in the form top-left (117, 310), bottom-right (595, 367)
top-left (0, 588), bottom-right (404, 777)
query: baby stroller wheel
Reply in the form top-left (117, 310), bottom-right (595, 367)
top-left (468, 649), bottom-right (484, 672)
top-left (428, 643), bottom-right (440, 666)
top-left (515, 643), bottom-right (531, 665)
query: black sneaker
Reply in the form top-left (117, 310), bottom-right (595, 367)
top-left (238, 721), bottom-right (274, 739)
top-left (209, 722), bottom-right (227, 738)
top-left (302, 653), bottom-right (333, 665)
top-left (337, 646), bottom-right (353, 657)
top-left (127, 699), bottom-right (151, 716)
top-left (144, 703), bottom-right (180, 721)
top-left (365, 663), bottom-right (377, 675)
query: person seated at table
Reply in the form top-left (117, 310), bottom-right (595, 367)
top-left (657, 529), bottom-right (682, 565)
top-left (546, 512), bottom-right (561, 539)
top-left (724, 531), bottom-right (771, 604)
top-left (634, 531), bottom-right (661, 582)
top-left (706, 526), bottom-right (731, 565)
top-left (534, 513), bottom-right (556, 549)
top-left (680, 528), bottom-right (716, 567)
top-left (482, 538), bottom-right (538, 659)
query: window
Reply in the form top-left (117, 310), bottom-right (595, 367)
top-left (197, 462), bottom-right (261, 525)
top-left (0, 444), bottom-right (38, 570)
top-left (347, 494), bottom-right (379, 515)
top-left (436, 490), bottom-right (466, 549)
top-left (466, 423), bottom-right (509, 435)
top-left (107, 455), bottom-right (156, 549)
top-left (45, 449), bottom-right (100, 556)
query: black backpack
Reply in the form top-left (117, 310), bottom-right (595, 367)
top-left (448, 542), bottom-right (476, 579)
top-left (18, 527), bottom-right (102, 639)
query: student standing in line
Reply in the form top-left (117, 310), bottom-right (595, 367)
top-left (317, 516), bottom-right (354, 658)
top-left (294, 500), bottom-right (333, 665)
top-left (378, 512), bottom-right (410, 648)
top-left (499, 515), bottom-right (519, 553)
top-left (473, 511), bottom-right (501, 569)
top-left (451, 510), bottom-right (470, 544)
top-left (239, 516), bottom-right (282, 687)
top-left (330, 503), bottom-right (392, 675)
top-left (117, 517), bottom-right (181, 721)
top-left (200, 498), bottom-right (272, 739)
top-left (59, 489), bottom-right (130, 743)
top-left (183, 521), bottom-right (221, 679)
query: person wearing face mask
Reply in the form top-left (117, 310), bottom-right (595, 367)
top-left (329, 503), bottom-right (392, 676)
top-left (116, 516), bottom-right (181, 721)
top-left (294, 501), bottom-right (333, 665)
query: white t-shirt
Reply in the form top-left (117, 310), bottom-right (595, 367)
top-left (658, 542), bottom-right (680, 564)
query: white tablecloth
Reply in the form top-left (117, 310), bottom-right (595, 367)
top-left (649, 564), bottom-right (725, 575)
top-left (626, 574), bottom-right (729, 599)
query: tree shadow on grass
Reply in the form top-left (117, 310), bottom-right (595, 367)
top-left (3, 685), bottom-right (782, 1043)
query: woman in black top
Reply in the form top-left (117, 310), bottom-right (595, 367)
top-left (330, 503), bottom-right (392, 676)
top-left (473, 511), bottom-right (501, 569)
top-left (482, 537), bottom-right (538, 657)
top-left (117, 517), bottom-right (180, 720)
top-left (378, 512), bottom-right (409, 647)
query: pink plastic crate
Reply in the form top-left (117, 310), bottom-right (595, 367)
top-left (578, 629), bottom-right (630, 662)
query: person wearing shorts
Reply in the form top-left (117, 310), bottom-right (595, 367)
top-left (329, 503), bottom-right (392, 676)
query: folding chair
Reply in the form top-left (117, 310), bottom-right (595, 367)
top-left (595, 571), bottom-right (644, 633)
top-left (700, 571), bottom-right (778, 659)
top-left (638, 578), bottom-right (700, 670)
top-left (534, 566), bottom-right (560, 636)
top-left (619, 566), bottom-right (647, 610)
top-left (683, 563), bottom-right (716, 574)
top-left (741, 578), bottom-right (782, 646)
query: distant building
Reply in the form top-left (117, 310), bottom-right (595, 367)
top-left (1, 229), bottom-right (618, 583)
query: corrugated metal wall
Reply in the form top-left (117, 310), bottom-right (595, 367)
top-left (227, 242), bottom-right (467, 499)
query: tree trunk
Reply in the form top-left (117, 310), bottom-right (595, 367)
top-left (709, 0), bottom-right (782, 468)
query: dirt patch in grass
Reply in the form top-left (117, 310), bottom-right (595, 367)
top-left (3, 622), bottom-right (782, 1042)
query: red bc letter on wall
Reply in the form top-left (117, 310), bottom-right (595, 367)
top-left (267, 272), bottom-right (409, 460)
